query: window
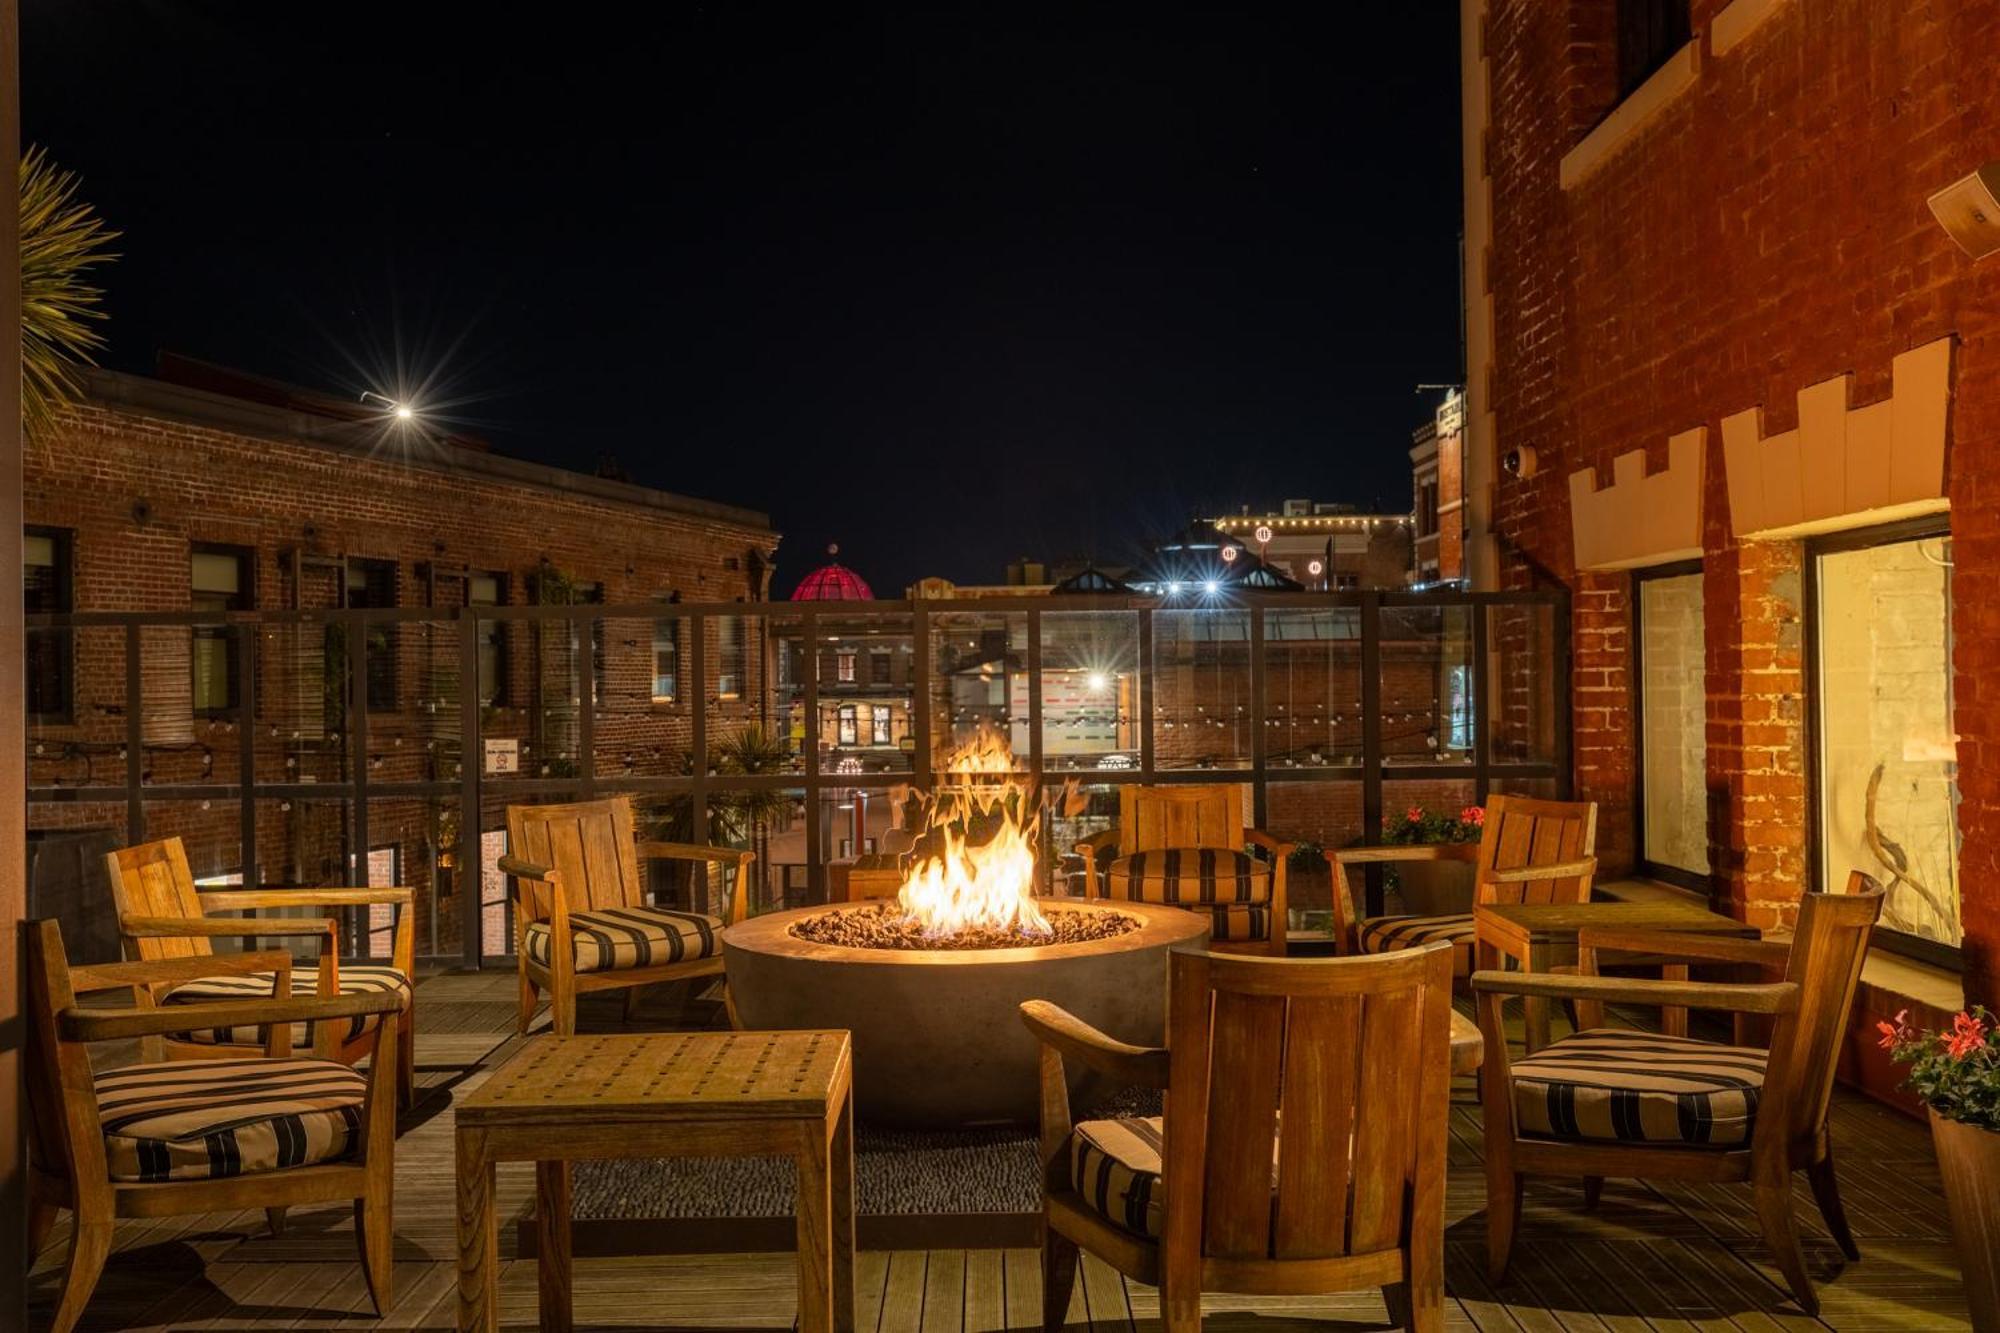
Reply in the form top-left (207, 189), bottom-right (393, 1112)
top-left (345, 558), bottom-right (398, 711)
top-left (1416, 480), bottom-right (1440, 537)
top-left (716, 614), bottom-right (746, 699)
top-left (870, 650), bottom-right (893, 685)
top-left (652, 617), bottom-right (681, 703)
top-left (571, 582), bottom-right (607, 705)
top-left (191, 546), bottom-right (252, 716)
top-left (1812, 523), bottom-right (1958, 959)
top-left (871, 706), bottom-right (892, 746)
top-left (468, 573), bottom-right (506, 707)
top-left (25, 527), bottom-right (73, 722)
top-left (837, 703), bottom-right (858, 746)
top-left (1636, 564), bottom-right (1709, 888)
top-left (836, 650), bottom-right (857, 683)
top-left (1615, 0), bottom-right (1690, 98)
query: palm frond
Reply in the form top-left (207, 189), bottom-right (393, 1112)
top-left (20, 145), bottom-right (118, 442)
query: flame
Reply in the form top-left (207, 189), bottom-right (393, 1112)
top-left (896, 729), bottom-right (1052, 938)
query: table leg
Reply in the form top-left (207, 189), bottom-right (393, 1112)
top-left (1661, 963), bottom-right (1690, 1037)
top-left (831, 1091), bottom-right (856, 1333)
top-left (537, 1160), bottom-right (575, 1333)
top-left (455, 1128), bottom-right (498, 1333)
top-left (1524, 939), bottom-right (1552, 1055)
top-left (797, 1121), bottom-right (837, 1333)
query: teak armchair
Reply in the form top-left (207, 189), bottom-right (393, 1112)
top-left (107, 837), bottom-right (417, 1106)
top-left (1076, 784), bottom-right (1294, 956)
top-left (1022, 942), bottom-right (1458, 1332)
top-left (1327, 793), bottom-right (1597, 977)
top-left (502, 796), bottom-right (754, 1037)
top-left (1470, 874), bottom-right (1886, 1315)
top-left (25, 919), bottom-right (403, 1333)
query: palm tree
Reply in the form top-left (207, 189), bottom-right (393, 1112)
top-left (709, 726), bottom-right (796, 904)
top-left (20, 146), bottom-right (117, 441)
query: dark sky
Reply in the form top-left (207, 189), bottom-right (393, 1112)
top-left (24, 2), bottom-right (1464, 595)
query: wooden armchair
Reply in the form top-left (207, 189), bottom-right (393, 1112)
top-left (502, 796), bottom-right (754, 1037)
top-left (1022, 942), bottom-right (1458, 1333)
top-left (1470, 874), bottom-right (1885, 1315)
top-left (25, 919), bottom-right (403, 1332)
top-left (1327, 793), bottom-right (1597, 977)
top-left (107, 837), bottom-right (417, 1107)
top-left (1076, 784), bottom-right (1293, 956)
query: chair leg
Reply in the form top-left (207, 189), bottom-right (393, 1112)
top-left (355, 1182), bottom-right (395, 1316)
top-left (1403, 1230), bottom-right (1445, 1333)
top-left (1751, 1173), bottom-right (1818, 1316)
top-left (28, 1199), bottom-right (61, 1260)
top-left (1806, 1151), bottom-right (1860, 1261)
top-left (517, 971), bottom-right (541, 1034)
top-left (1485, 1165), bottom-right (1522, 1284)
top-left (48, 1218), bottom-right (112, 1333)
top-left (266, 1206), bottom-right (288, 1236)
top-left (552, 988), bottom-right (577, 1038)
top-left (1041, 1226), bottom-right (1078, 1333)
top-left (622, 983), bottom-right (647, 1024)
top-left (1161, 1286), bottom-right (1202, 1333)
top-left (1582, 1176), bottom-right (1603, 1210)
top-left (397, 1004), bottom-right (417, 1109)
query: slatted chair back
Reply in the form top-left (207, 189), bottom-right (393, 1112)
top-left (1163, 942), bottom-right (1454, 1272)
top-left (1765, 873), bottom-right (1885, 1144)
top-left (1117, 784), bottom-right (1245, 855)
top-left (105, 838), bottom-right (210, 961)
top-left (505, 797), bottom-right (647, 921)
top-left (1475, 794), bottom-right (1596, 906)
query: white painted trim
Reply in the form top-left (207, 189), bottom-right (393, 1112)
top-left (1559, 42), bottom-right (1699, 190)
top-left (1736, 496), bottom-right (1949, 544)
top-left (1711, 0), bottom-right (1787, 57)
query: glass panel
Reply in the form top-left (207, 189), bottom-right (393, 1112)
top-left (1381, 776), bottom-right (1480, 916)
top-left (364, 796), bottom-right (457, 958)
top-left (379, 619), bottom-right (465, 782)
top-left (1264, 607), bottom-right (1362, 769)
top-left (1040, 611), bottom-right (1138, 773)
top-left (1379, 605), bottom-right (1474, 765)
top-left (1486, 601), bottom-right (1558, 765)
top-left (256, 618), bottom-right (350, 784)
top-left (28, 802), bottom-right (130, 965)
top-left (595, 613), bottom-right (694, 779)
top-left (1152, 609), bottom-right (1251, 770)
top-left (30, 626), bottom-right (126, 790)
top-left (927, 610), bottom-right (1028, 770)
top-left (1816, 534), bottom-right (1958, 946)
top-left (1263, 779), bottom-right (1365, 937)
top-left (1638, 574), bottom-right (1708, 875)
top-left (704, 609), bottom-right (776, 767)
top-left (765, 613), bottom-right (810, 774)
top-left (479, 792), bottom-right (517, 960)
top-left (812, 613), bottom-right (914, 775)
top-left (525, 614), bottom-right (585, 778)
top-left (1049, 781), bottom-right (1121, 897)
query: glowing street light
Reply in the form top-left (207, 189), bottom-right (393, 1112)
top-left (1087, 671), bottom-right (1110, 692)
top-left (361, 389), bottom-right (418, 423)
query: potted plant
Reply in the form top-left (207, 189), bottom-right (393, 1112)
top-left (1379, 804), bottom-right (1484, 916)
top-left (1880, 1006), bottom-right (2000, 1330)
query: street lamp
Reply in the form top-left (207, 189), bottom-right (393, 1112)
top-left (360, 390), bottom-right (417, 423)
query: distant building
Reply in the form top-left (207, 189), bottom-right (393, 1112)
top-left (1410, 390), bottom-right (1467, 586)
top-left (1210, 502), bottom-right (1413, 590)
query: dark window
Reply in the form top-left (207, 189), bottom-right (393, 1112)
top-left (1416, 481), bottom-right (1440, 538)
top-left (25, 527), bottom-right (74, 722)
top-left (1616, 0), bottom-right (1690, 98)
top-left (191, 545), bottom-right (252, 716)
top-left (716, 615), bottom-right (746, 699)
top-left (346, 558), bottom-right (399, 711)
top-left (870, 650), bottom-right (893, 685)
top-left (468, 573), bottom-right (506, 707)
top-left (572, 582), bottom-right (607, 705)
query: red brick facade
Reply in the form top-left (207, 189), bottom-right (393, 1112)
top-left (1478, 0), bottom-right (2000, 1001)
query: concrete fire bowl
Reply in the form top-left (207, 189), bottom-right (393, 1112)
top-left (723, 900), bottom-right (1209, 1127)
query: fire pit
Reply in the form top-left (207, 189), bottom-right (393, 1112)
top-left (723, 730), bottom-right (1208, 1126)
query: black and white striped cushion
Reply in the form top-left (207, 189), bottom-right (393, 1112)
top-left (163, 965), bottom-right (410, 1047)
top-left (525, 905), bottom-right (723, 973)
top-left (1511, 1028), bottom-right (1766, 1147)
top-left (1358, 913), bottom-right (1475, 975)
top-left (95, 1057), bottom-right (367, 1182)
top-left (1070, 1116), bottom-right (1166, 1238)
top-left (1106, 848), bottom-right (1271, 941)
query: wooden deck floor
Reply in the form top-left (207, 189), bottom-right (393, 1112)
top-left (28, 970), bottom-right (1974, 1331)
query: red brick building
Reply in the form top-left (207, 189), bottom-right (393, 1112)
top-left (1465, 0), bottom-right (2000, 1013)
top-left (25, 365), bottom-right (778, 958)
top-left (1411, 391), bottom-right (1467, 585)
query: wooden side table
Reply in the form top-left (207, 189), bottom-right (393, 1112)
top-left (455, 1030), bottom-right (854, 1333)
top-left (1474, 900), bottom-right (1760, 1053)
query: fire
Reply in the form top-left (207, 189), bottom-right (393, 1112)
top-left (896, 730), bottom-right (1052, 938)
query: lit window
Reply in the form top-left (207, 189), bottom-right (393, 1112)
top-left (837, 703), bottom-right (858, 746)
top-left (837, 650), bottom-right (857, 683)
top-left (652, 617), bottom-right (681, 703)
top-left (871, 706), bottom-right (892, 746)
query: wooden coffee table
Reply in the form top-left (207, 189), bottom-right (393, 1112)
top-left (1474, 900), bottom-right (1760, 1052)
top-left (455, 1030), bottom-right (854, 1333)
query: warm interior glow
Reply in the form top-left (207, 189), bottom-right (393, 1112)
top-left (896, 729), bottom-right (1051, 938)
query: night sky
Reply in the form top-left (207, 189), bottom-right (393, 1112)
top-left (24, 3), bottom-right (1464, 595)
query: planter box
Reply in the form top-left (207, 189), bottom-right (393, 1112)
top-left (1932, 1111), bottom-right (2000, 1332)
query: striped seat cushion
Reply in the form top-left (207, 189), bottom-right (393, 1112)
top-left (1106, 848), bottom-right (1272, 941)
top-left (1511, 1028), bottom-right (1767, 1148)
top-left (1358, 913), bottom-right (1475, 975)
top-left (525, 905), bottom-right (723, 974)
top-left (96, 1057), bottom-right (367, 1182)
top-left (163, 965), bottom-right (410, 1047)
top-left (1069, 1115), bottom-right (1281, 1239)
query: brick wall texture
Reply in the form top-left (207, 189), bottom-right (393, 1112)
top-left (1481, 0), bottom-right (2000, 1001)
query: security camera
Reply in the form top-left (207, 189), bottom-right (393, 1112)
top-left (1501, 445), bottom-right (1538, 479)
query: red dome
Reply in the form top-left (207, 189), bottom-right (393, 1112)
top-left (790, 546), bottom-right (875, 601)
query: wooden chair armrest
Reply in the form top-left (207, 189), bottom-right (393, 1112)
top-left (122, 914), bottom-right (338, 942)
top-left (1576, 927), bottom-right (1783, 969)
top-left (498, 854), bottom-right (553, 882)
top-left (1483, 856), bottom-right (1597, 884)
top-left (1019, 1000), bottom-right (1170, 1088)
top-left (1243, 829), bottom-right (1296, 859)
top-left (1328, 843), bottom-right (1481, 866)
top-left (59, 987), bottom-right (404, 1042)
top-left (68, 950), bottom-right (296, 995)
top-left (637, 841), bottom-right (753, 865)
top-left (1074, 830), bottom-right (1119, 857)
top-left (1469, 969), bottom-right (1799, 1015)
top-left (199, 886), bottom-right (415, 910)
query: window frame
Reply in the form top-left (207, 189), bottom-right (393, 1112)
top-left (1803, 515), bottom-right (1960, 970)
top-left (1630, 557), bottom-right (1710, 895)
top-left (25, 525), bottom-right (76, 725)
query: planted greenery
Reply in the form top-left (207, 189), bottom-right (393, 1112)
top-left (20, 146), bottom-right (117, 441)
top-left (1880, 1006), bottom-right (2000, 1131)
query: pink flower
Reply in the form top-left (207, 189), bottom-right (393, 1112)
top-left (1405, 806), bottom-right (1425, 824)
top-left (1946, 1010), bottom-right (1989, 1060)
top-left (1877, 1008), bottom-right (1910, 1052)
top-left (1461, 805), bottom-right (1486, 827)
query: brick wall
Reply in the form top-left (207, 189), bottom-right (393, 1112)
top-left (1480, 0), bottom-right (2000, 998)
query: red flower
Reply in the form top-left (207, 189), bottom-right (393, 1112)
top-left (1461, 805), bottom-right (1486, 827)
top-left (1405, 806), bottom-right (1425, 824)
top-left (1877, 1008), bottom-right (1910, 1051)
top-left (1946, 1010), bottom-right (1989, 1060)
